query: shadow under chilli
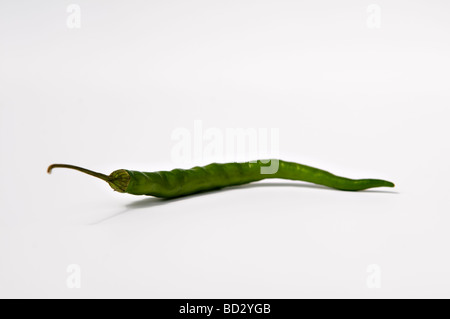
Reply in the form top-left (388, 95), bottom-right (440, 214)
top-left (89, 182), bottom-right (398, 225)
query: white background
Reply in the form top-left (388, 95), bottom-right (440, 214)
top-left (1, 0), bottom-right (449, 298)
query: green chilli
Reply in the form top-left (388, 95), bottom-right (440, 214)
top-left (47, 160), bottom-right (394, 198)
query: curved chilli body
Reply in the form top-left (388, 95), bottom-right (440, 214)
top-left (274, 161), bottom-right (394, 191)
top-left (124, 160), bottom-right (394, 198)
top-left (125, 162), bottom-right (264, 198)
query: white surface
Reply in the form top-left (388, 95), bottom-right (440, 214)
top-left (1, 0), bottom-right (449, 298)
